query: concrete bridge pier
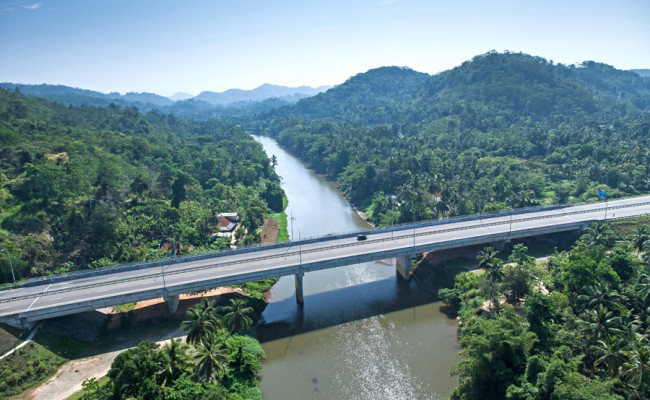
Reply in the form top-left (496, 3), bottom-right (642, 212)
top-left (396, 255), bottom-right (412, 281)
top-left (295, 273), bottom-right (304, 304)
top-left (0, 316), bottom-right (34, 330)
top-left (165, 294), bottom-right (180, 313)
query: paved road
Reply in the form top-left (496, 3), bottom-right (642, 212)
top-left (1, 195), bottom-right (649, 325)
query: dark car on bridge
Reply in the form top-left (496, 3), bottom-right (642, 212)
top-left (357, 234), bottom-right (367, 241)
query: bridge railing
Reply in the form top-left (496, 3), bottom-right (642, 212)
top-left (2, 199), bottom-right (649, 305)
top-left (2, 194), bottom-right (648, 291)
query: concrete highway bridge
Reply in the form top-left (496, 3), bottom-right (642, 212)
top-left (1, 195), bottom-right (650, 329)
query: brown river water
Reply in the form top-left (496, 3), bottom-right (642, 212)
top-left (253, 136), bottom-right (459, 400)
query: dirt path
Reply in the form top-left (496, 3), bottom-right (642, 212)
top-left (23, 287), bottom-right (241, 400)
top-left (260, 218), bottom-right (279, 244)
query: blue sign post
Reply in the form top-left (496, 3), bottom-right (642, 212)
top-left (599, 190), bottom-right (609, 219)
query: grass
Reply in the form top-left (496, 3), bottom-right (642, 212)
top-left (265, 210), bottom-right (289, 242)
top-left (66, 376), bottom-right (111, 400)
top-left (0, 324), bottom-right (24, 355)
top-left (239, 278), bottom-right (279, 299)
top-left (609, 215), bottom-right (650, 240)
top-left (0, 330), bottom-right (85, 399)
top-left (112, 302), bottom-right (136, 313)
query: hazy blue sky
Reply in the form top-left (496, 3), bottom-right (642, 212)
top-left (1, 0), bottom-right (648, 96)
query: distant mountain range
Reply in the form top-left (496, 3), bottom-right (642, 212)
top-left (194, 83), bottom-right (330, 105)
top-left (0, 82), bottom-right (331, 117)
top-left (631, 69), bottom-right (650, 78)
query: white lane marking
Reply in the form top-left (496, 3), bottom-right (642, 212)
top-left (49, 297), bottom-right (62, 301)
top-left (26, 296), bottom-right (40, 311)
top-left (43, 283), bottom-right (52, 293)
top-left (97, 289), bottom-right (110, 293)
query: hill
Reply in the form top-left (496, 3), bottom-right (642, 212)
top-left (631, 68), bottom-right (650, 78)
top-left (194, 83), bottom-right (329, 105)
top-left (0, 88), bottom-right (284, 283)
top-left (0, 83), bottom-right (174, 110)
top-left (249, 52), bottom-right (649, 223)
top-left (261, 52), bottom-right (650, 129)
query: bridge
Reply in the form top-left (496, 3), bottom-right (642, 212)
top-left (1, 195), bottom-right (650, 329)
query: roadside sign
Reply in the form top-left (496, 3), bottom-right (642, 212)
top-left (599, 190), bottom-right (607, 199)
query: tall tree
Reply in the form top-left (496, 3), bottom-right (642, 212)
top-left (194, 333), bottom-right (230, 383)
top-left (219, 298), bottom-right (254, 334)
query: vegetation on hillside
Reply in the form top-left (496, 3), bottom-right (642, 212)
top-left (0, 88), bottom-right (284, 284)
top-left (244, 52), bottom-right (649, 226)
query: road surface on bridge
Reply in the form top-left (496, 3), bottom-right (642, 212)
top-left (1, 195), bottom-right (649, 325)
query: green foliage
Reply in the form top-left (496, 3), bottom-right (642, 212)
top-left (108, 340), bottom-right (166, 399)
top-left (218, 299), bottom-right (254, 334)
top-left (243, 52), bottom-right (649, 223)
top-left (0, 88), bottom-right (283, 283)
top-left (451, 310), bottom-right (538, 400)
top-left (0, 331), bottom-right (84, 398)
top-left (450, 234), bottom-right (650, 400)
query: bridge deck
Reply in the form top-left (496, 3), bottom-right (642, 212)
top-left (1, 195), bottom-right (649, 325)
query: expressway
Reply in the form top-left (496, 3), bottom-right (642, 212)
top-left (1, 195), bottom-right (650, 328)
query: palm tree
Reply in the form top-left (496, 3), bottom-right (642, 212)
top-left (636, 274), bottom-right (650, 306)
top-left (593, 335), bottom-right (625, 378)
top-left (477, 246), bottom-right (504, 315)
top-left (194, 333), bottom-right (230, 383)
top-left (642, 242), bottom-right (650, 265)
top-left (577, 282), bottom-right (622, 312)
top-left (622, 343), bottom-right (650, 400)
top-left (158, 338), bottom-right (191, 387)
top-left (634, 224), bottom-right (650, 255)
top-left (182, 299), bottom-right (221, 345)
top-left (579, 305), bottom-right (623, 343)
top-left (580, 222), bottom-right (615, 248)
top-left (219, 298), bottom-right (254, 334)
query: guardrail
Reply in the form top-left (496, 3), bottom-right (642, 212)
top-left (0, 194), bottom-right (614, 290)
top-left (3, 198), bottom-right (648, 305)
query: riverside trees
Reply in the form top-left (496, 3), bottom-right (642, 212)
top-left (89, 296), bottom-right (262, 399)
top-left (444, 224), bottom-right (650, 400)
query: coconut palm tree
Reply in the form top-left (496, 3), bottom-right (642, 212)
top-left (182, 299), bottom-right (221, 345)
top-left (577, 282), bottom-right (622, 312)
top-left (634, 224), bottom-right (650, 255)
top-left (158, 338), bottom-right (191, 387)
top-left (580, 222), bottom-right (615, 248)
top-left (636, 274), bottom-right (650, 306)
top-left (477, 246), bottom-right (504, 315)
top-left (219, 298), bottom-right (254, 334)
top-left (194, 333), bottom-right (230, 383)
top-left (593, 335), bottom-right (625, 378)
top-left (622, 343), bottom-right (650, 400)
top-left (579, 305), bottom-right (623, 343)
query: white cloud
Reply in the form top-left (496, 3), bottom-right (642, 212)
top-left (21, 3), bottom-right (40, 9)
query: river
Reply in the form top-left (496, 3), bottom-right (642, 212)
top-left (253, 135), bottom-right (460, 400)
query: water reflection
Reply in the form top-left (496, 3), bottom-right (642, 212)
top-left (253, 136), bottom-right (459, 400)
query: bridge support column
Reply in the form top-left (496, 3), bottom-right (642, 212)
top-left (295, 273), bottom-right (304, 304)
top-left (396, 255), bottom-right (411, 281)
top-left (165, 294), bottom-right (180, 313)
top-left (20, 317), bottom-right (35, 330)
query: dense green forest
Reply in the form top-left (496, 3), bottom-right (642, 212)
top-left (439, 222), bottom-right (650, 400)
top-left (244, 52), bottom-right (650, 226)
top-left (0, 88), bottom-right (284, 284)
